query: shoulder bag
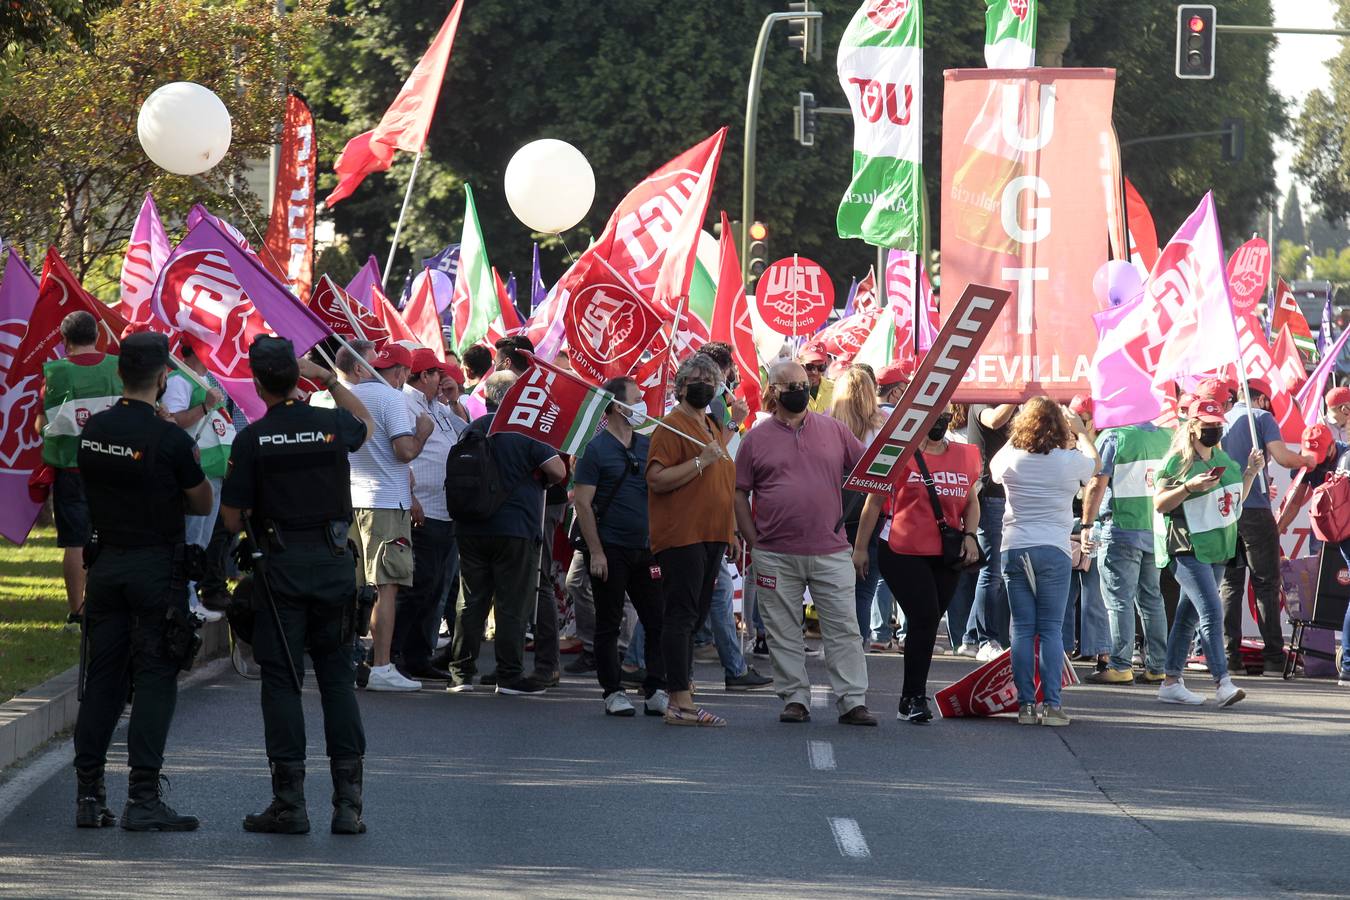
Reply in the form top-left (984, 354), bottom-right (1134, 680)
top-left (914, 450), bottom-right (984, 570)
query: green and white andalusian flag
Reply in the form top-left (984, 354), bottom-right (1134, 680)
top-left (451, 184), bottom-right (498, 355)
top-left (984, 0), bottom-right (1037, 69)
top-left (836, 0), bottom-right (923, 250)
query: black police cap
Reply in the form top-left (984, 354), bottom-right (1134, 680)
top-left (249, 335), bottom-right (296, 372)
top-left (118, 332), bottom-right (170, 378)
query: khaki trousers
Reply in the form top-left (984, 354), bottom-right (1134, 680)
top-left (754, 549), bottom-right (868, 714)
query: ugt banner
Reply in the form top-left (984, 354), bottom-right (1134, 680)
top-left (940, 68), bottom-right (1116, 401)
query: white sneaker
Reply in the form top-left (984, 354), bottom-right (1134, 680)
top-left (191, 599), bottom-right (223, 624)
top-left (954, 643), bottom-right (979, 658)
top-left (1157, 679), bottom-right (1204, 705)
top-left (604, 692), bottom-right (636, 717)
top-left (644, 689), bottom-right (670, 716)
top-left (435, 634), bottom-right (451, 650)
top-left (976, 641), bottom-right (1004, 662)
top-left (366, 664), bottom-right (421, 692)
top-left (1215, 677), bottom-right (1245, 708)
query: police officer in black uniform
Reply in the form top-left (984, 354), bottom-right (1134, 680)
top-left (219, 336), bottom-right (374, 835)
top-left (73, 332), bottom-right (213, 831)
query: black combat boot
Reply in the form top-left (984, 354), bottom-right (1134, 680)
top-left (75, 766), bottom-right (116, 828)
top-left (243, 760), bottom-right (310, 834)
top-left (329, 757), bottom-right (366, 835)
top-left (120, 767), bottom-right (199, 832)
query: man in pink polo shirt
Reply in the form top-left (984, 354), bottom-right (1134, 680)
top-left (734, 360), bottom-right (876, 726)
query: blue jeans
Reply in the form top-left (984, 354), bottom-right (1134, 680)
top-left (1003, 546), bottom-right (1072, 707)
top-left (693, 563), bottom-right (746, 678)
top-left (1339, 540), bottom-right (1350, 676)
top-left (625, 621), bottom-right (644, 669)
top-left (1099, 534), bottom-right (1168, 673)
top-left (855, 537), bottom-right (882, 640)
top-left (1063, 559), bottom-right (1111, 656)
top-left (971, 496), bottom-right (1009, 646)
top-left (1165, 557), bottom-right (1228, 680)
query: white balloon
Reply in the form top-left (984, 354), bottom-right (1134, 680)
top-left (503, 139), bottom-right (595, 233)
top-left (137, 82), bottom-right (232, 176)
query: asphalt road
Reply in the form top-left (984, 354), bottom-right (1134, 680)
top-left (0, 646), bottom-right (1346, 899)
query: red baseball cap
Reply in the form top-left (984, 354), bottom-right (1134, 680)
top-left (876, 362), bottom-right (910, 388)
top-left (409, 347), bottom-right (442, 374)
top-left (1069, 395), bottom-right (1094, 417)
top-left (1188, 397), bottom-right (1226, 424)
top-left (1302, 423), bottom-right (1334, 463)
top-left (440, 361), bottom-right (466, 386)
top-left (371, 344), bottom-right (413, 370)
top-left (1194, 377), bottom-right (1235, 402)
top-left (799, 344), bottom-right (828, 365)
top-left (1327, 386), bottom-right (1350, 408)
top-left (1178, 392), bottom-right (1195, 410)
top-left (1246, 377), bottom-right (1273, 400)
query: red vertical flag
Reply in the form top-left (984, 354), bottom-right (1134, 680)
top-left (325, 0), bottom-right (464, 206)
top-left (403, 268), bottom-right (447, 360)
top-left (711, 211), bottom-right (761, 419)
top-left (263, 93), bottom-right (317, 300)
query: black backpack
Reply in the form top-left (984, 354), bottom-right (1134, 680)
top-left (444, 419), bottom-right (516, 522)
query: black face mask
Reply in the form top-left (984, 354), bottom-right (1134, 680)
top-left (684, 382), bottom-right (715, 409)
top-left (1198, 426), bottom-right (1223, 448)
top-left (927, 415), bottom-right (952, 441)
top-left (777, 387), bottom-right (809, 414)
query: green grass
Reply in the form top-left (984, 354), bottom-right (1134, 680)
top-left (0, 526), bottom-right (79, 702)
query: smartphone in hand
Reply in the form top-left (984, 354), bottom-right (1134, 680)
top-left (1206, 466), bottom-right (1226, 479)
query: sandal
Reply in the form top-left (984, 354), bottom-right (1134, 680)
top-left (664, 705), bottom-right (726, 727)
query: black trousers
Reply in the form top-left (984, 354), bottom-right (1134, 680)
top-left (393, 518), bottom-right (456, 669)
top-left (1219, 506), bottom-right (1286, 664)
top-left (74, 545), bottom-right (183, 771)
top-left (877, 545), bottom-right (960, 698)
top-left (589, 544), bottom-right (665, 697)
top-left (656, 542), bottom-right (725, 694)
top-left (451, 534), bottom-right (541, 684)
top-left (252, 541), bottom-right (365, 763)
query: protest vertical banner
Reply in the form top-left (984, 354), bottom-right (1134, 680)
top-left (940, 68), bottom-right (1115, 402)
top-left (262, 93), bottom-right (316, 301)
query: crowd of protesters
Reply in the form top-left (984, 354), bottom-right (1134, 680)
top-left (43, 308), bottom-right (1350, 732)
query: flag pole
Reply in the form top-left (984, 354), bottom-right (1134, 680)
top-left (1236, 373), bottom-right (1267, 498)
top-left (384, 150), bottom-right (424, 291)
top-left (328, 282), bottom-right (371, 343)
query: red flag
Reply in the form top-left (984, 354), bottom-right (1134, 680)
top-left (493, 267), bottom-right (523, 332)
top-left (1271, 325), bottom-right (1308, 397)
top-left (564, 253), bottom-right (666, 385)
top-left (1272, 277), bottom-right (1316, 352)
top-left (1235, 313), bottom-right (1305, 443)
top-left (369, 280), bottom-right (419, 345)
top-left (852, 266), bottom-right (879, 314)
top-left (1124, 178), bottom-right (1159, 273)
top-left (488, 354), bottom-right (611, 455)
top-left (1, 249), bottom-right (121, 544)
top-left (650, 127), bottom-right (727, 317)
top-left (403, 268), bottom-right (446, 360)
top-left (308, 275), bottom-right (394, 349)
top-left (711, 211), bottom-right (761, 419)
top-left (325, 0), bottom-right (464, 206)
top-left (263, 93), bottom-right (317, 300)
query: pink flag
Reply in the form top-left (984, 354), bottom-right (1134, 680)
top-left (1149, 193), bottom-right (1241, 387)
top-left (1088, 292), bottom-right (1168, 428)
top-left (884, 249), bottom-right (919, 363)
top-left (1297, 324), bottom-right (1350, 417)
top-left (917, 264), bottom-right (939, 352)
top-left (524, 282), bottom-right (566, 363)
top-left (117, 192), bottom-right (172, 326)
top-left (0, 249), bottom-right (40, 381)
top-left (346, 255), bottom-right (383, 311)
top-left (1235, 313), bottom-right (1305, 442)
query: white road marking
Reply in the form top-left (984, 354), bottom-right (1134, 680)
top-left (807, 740), bottom-right (836, 770)
top-left (828, 816), bottom-right (871, 859)
top-left (810, 685), bottom-right (829, 710)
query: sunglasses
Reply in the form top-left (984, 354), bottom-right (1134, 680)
top-left (803, 364), bottom-right (826, 373)
top-left (774, 381), bottom-right (808, 392)
top-left (624, 451), bottom-right (640, 476)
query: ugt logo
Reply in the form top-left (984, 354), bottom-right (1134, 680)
top-left (847, 79), bottom-right (914, 126)
top-left (575, 284), bottom-right (642, 364)
top-left (864, 0), bottom-right (911, 29)
top-left (1217, 490), bottom-right (1234, 518)
top-left (760, 263), bottom-right (828, 321)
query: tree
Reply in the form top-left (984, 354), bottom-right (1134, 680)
top-left (1279, 185), bottom-right (1306, 246)
top-left (1276, 239), bottom-right (1309, 282)
top-left (0, 0), bottom-right (328, 294)
top-left (1293, 1), bottom-right (1350, 223)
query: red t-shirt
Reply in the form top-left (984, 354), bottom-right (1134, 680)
top-left (882, 442), bottom-right (981, 557)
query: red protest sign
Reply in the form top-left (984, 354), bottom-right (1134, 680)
top-left (754, 257), bottom-right (833, 336)
top-left (933, 646), bottom-right (1079, 718)
top-left (846, 283), bottom-right (1010, 494)
top-left (1225, 237), bottom-right (1270, 317)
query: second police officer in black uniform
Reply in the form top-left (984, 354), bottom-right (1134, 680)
top-left (73, 332), bottom-right (213, 831)
top-left (219, 336), bottom-right (374, 835)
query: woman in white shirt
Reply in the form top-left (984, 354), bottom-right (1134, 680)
top-left (990, 398), bottom-right (1100, 727)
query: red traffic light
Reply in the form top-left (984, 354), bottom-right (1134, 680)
top-left (1188, 14), bottom-right (1205, 31)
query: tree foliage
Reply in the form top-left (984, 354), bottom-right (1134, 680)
top-left (1293, 0), bottom-right (1350, 225)
top-left (300, 0), bottom-right (1283, 295)
top-left (0, 0), bottom-right (328, 293)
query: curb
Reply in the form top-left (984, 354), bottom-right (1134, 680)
top-left (0, 619), bottom-right (229, 771)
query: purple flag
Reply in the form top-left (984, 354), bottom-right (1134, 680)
top-left (1297, 323), bottom-right (1350, 416)
top-left (0, 248), bottom-right (41, 381)
top-left (505, 272), bottom-right (518, 309)
top-left (1318, 286), bottom-right (1334, 358)
top-left (842, 276), bottom-right (858, 317)
top-left (346, 256), bottom-right (383, 311)
top-left (401, 244), bottom-right (459, 307)
top-left (530, 243), bottom-right (547, 311)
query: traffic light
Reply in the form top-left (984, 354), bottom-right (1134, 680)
top-left (794, 92), bottom-right (817, 147)
top-left (1221, 117), bottom-right (1245, 162)
top-left (787, 1), bottom-right (822, 63)
top-left (1176, 5), bottom-right (1216, 79)
top-left (747, 222), bottom-right (770, 280)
